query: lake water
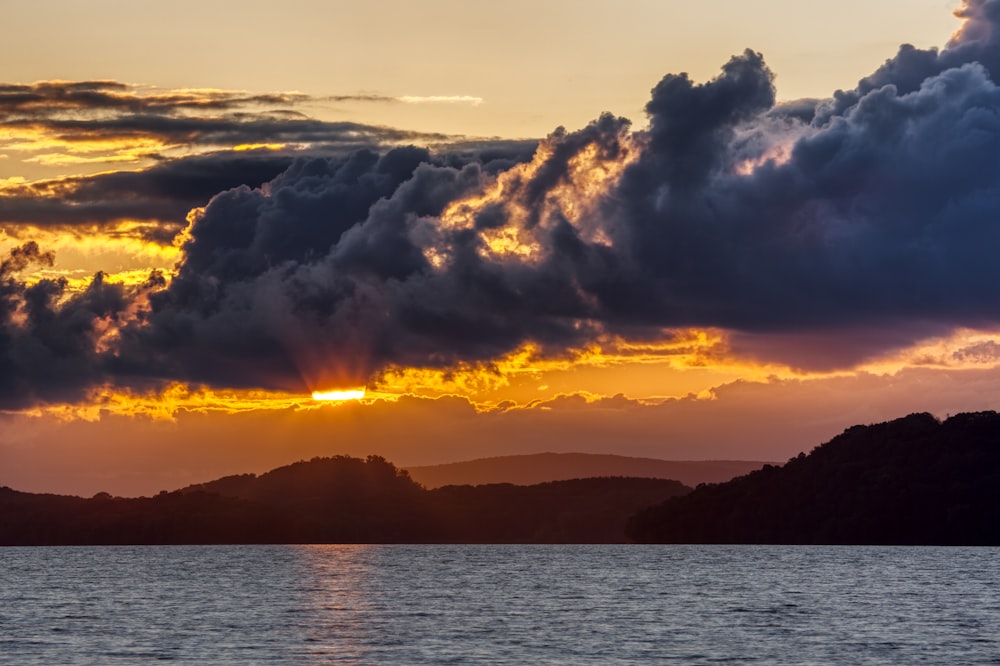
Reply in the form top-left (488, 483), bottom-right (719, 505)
top-left (0, 545), bottom-right (997, 664)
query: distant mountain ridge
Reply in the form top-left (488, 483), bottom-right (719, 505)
top-left (0, 455), bottom-right (690, 545)
top-left (5, 412), bottom-right (997, 545)
top-left (405, 453), bottom-right (769, 489)
top-left (628, 412), bottom-right (1000, 545)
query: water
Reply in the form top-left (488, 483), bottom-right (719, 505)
top-left (0, 545), bottom-right (997, 664)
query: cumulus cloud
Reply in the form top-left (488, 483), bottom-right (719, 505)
top-left (607, 53), bottom-right (1000, 334)
top-left (6, 0), bottom-right (1000, 407)
top-left (0, 242), bottom-right (164, 409)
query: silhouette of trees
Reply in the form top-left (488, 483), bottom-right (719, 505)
top-left (627, 412), bottom-right (1000, 545)
top-left (430, 477), bottom-right (689, 542)
top-left (0, 457), bottom-right (690, 544)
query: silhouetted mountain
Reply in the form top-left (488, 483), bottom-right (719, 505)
top-left (406, 453), bottom-right (769, 488)
top-left (183, 455), bottom-right (435, 542)
top-left (0, 455), bottom-right (689, 545)
top-left (628, 412), bottom-right (1000, 545)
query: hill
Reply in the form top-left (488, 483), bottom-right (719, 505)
top-left (406, 453), bottom-right (769, 489)
top-left (627, 412), bottom-right (1000, 545)
top-left (0, 486), bottom-right (291, 545)
top-left (430, 477), bottom-right (688, 543)
top-left (0, 455), bottom-right (690, 545)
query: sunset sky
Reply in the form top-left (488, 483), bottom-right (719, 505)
top-left (5, 0), bottom-right (1000, 496)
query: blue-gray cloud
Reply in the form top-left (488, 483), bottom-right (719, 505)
top-left (7, 0), bottom-right (1000, 406)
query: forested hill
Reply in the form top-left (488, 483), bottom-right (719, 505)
top-left (0, 456), bottom-right (689, 545)
top-left (627, 412), bottom-right (1000, 545)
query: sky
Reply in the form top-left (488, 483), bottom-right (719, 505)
top-left (4, 0), bottom-right (1000, 496)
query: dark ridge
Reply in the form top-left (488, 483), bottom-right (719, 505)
top-left (0, 455), bottom-right (689, 545)
top-left (405, 453), bottom-right (770, 489)
top-left (429, 477), bottom-right (690, 543)
top-left (627, 412), bottom-right (1000, 545)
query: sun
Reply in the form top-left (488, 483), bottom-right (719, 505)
top-left (311, 387), bottom-right (367, 402)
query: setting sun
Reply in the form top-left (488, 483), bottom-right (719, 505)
top-left (311, 387), bottom-right (367, 402)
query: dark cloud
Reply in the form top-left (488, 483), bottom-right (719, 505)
top-left (0, 151), bottom-right (299, 239)
top-left (4, 114), bottom-right (451, 150)
top-left (815, 0), bottom-right (1000, 122)
top-left (7, 1), bottom-right (1000, 407)
top-left (0, 81), bottom-right (459, 122)
top-left (0, 143), bottom-right (536, 243)
top-left (0, 243), bottom-right (160, 409)
top-left (602, 38), bottom-right (1000, 340)
top-left (112, 146), bottom-right (525, 390)
top-left (0, 80), bottom-right (530, 245)
top-left (641, 49), bottom-right (776, 186)
top-left (0, 80), bottom-right (470, 161)
top-left (0, 81), bottom-right (462, 119)
top-left (0, 80), bottom-right (309, 116)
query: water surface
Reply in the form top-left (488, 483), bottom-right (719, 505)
top-left (1, 545), bottom-right (997, 664)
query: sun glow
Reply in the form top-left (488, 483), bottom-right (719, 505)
top-left (426, 127), bottom-right (637, 269)
top-left (311, 387), bottom-right (367, 402)
top-left (0, 223), bottom-right (182, 289)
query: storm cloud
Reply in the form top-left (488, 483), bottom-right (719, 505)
top-left (0, 242), bottom-right (160, 409)
top-left (6, 0), bottom-right (1000, 406)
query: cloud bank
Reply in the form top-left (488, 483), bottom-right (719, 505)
top-left (5, 0), bottom-right (1000, 408)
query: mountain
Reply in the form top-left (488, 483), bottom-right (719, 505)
top-left (405, 453), bottom-right (769, 489)
top-left (182, 455), bottom-right (433, 542)
top-left (185, 455), bottom-right (691, 543)
top-left (627, 412), bottom-right (1000, 545)
top-left (0, 455), bottom-right (690, 545)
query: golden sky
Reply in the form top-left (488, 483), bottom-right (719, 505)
top-left (0, 0), bottom-right (957, 179)
top-left (4, 0), bottom-right (1000, 496)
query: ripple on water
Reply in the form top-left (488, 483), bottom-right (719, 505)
top-left (0, 545), bottom-right (997, 664)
